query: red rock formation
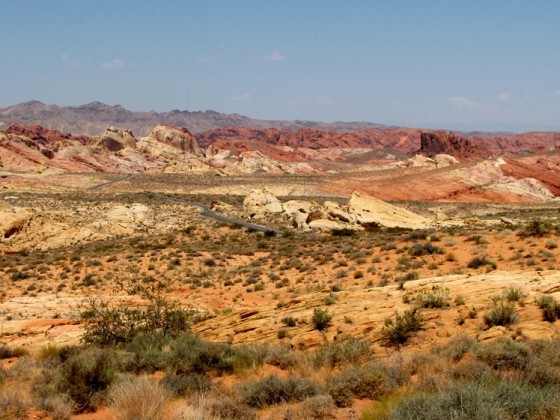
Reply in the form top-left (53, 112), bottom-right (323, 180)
top-left (419, 131), bottom-right (489, 159)
top-left (6, 124), bottom-right (91, 145)
top-left (147, 125), bottom-right (204, 157)
top-left (197, 126), bottom-right (422, 152)
top-left (501, 155), bottom-right (560, 196)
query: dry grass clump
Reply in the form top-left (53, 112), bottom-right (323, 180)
top-left (108, 376), bottom-right (170, 420)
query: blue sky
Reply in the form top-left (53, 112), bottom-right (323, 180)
top-left (1, 1), bottom-right (560, 131)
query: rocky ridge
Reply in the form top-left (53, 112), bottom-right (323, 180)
top-left (242, 189), bottom-right (435, 231)
top-left (0, 101), bottom-right (389, 136)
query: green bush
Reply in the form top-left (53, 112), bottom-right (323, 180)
top-left (503, 287), bottom-right (526, 303)
top-left (241, 375), bottom-right (322, 408)
top-left (166, 334), bottom-right (264, 376)
top-left (381, 309), bottom-right (424, 347)
top-left (520, 219), bottom-right (555, 237)
top-left (281, 316), bottom-right (297, 327)
top-left (264, 344), bottom-right (301, 370)
top-left (312, 338), bottom-right (370, 368)
top-left (312, 308), bottom-right (332, 331)
top-left (408, 243), bottom-right (444, 257)
top-left (474, 339), bottom-right (530, 371)
top-left (161, 373), bottom-right (212, 397)
top-left (327, 364), bottom-right (408, 407)
top-left (0, 345), bottom-right (28, 359)
top-left (123, 333), bottom-right (167, 373)
top-left (55, 347), bottom-right (121, 412)
top-left (483, 302), bottom-right (519, 328)
top-left (467, 256), bottom-right (497, 270)
top-left (80, 289), bottom-right (196, 347)
top-left (388, 380), bottom-right (560, 420)
top-left (535, 296), bottom-right (560, 322)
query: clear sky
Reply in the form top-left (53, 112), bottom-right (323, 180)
top-left (1, 1), bottom-right (560, 132)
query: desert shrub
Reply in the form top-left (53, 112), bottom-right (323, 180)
top-left (450, 359), bottom-right (495, 382)
top-left (38, 394), bottom-right (74, 420)
top-left (388, 380), bottom-right (560, 420)
top-left (281, 316), bottom-right (297, 327)
top-left (503, 287), bottom-right (526, 303)
top-left (37, 343), bottom-right (61, 361)
top-left (467, 256), bottom-right (497, 270)
top-left (406, 230), bottom-right (430, 241)
top-left (166, 333), bottom-right (263, 376)
top-left (312, 338), bottom-right (370, 368)
top-left (331, 228), bottom-right (355, 237)
top-left (535, 295), bottom-right (560, 322)
top-left (520, 219), bottom-right (555, 237)
top-left (108, 376), bottom-right (170, 420)
top-left (0, 390), bottom-right (29, 420)
top-left (123, 333), bottom-right (168, 373)
top-left (408, 243), bottom-right (443, 256)
top-left (56, 347), bottom-right (121, 412)
top-left (414, 286), bottom-right (451, 309)
top-left (296, 395), bottom-right (336, 419)
top-left (523, 358), bottom-right (560, 387)
top-left (264, 344), bottom-right (301, 370)
top-left (381, 309), bottom-right (424, 347)
top-left (474, 339), bottom-right (530, 371)
top-left (483, 302), bottom-right (519, 328)
top-left (312, 308), bottom-right (332, 331)
top-left (546, 239), bottom-right (558, 249)
top-left (241, 375), bottom-right (322, 408)
top-left (205, 397), bottom-right (256, 420)
top-left (0, 345), bottom-right (28, 359)
top-left (439, 334), bottom-right (477, 362)
top-left (80, 289), bottom-right (196, 347)
top-left (327, 364), bottom-right (407, 407)
top-left (323, 292), bottom-right (337, 305)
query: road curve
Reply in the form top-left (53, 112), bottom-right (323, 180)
top-left (90, 174), bottom-right (283, 236)
top-left (153, 194), bottom-right (284, 236)
top-left (90, 173), bottom-right (134, 190)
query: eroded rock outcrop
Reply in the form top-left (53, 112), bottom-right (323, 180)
top-left (347, 192), bottom-right (431, 229)
top-left (242, 189), bottom-right (434, 230)
top-left (146, 125), bottom-right (204, 157)
top-left (94, 127), bottom-right (136, 151)
top-left (243, 189), bottom-right (284, 219)
top-left (419, 131), bottom-right (488, 159)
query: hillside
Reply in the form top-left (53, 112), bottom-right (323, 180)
top-left (0, 101), bottom-right (389, 136)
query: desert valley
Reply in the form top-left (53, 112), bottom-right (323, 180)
top-left (0, 101), bottom-right (558, 419)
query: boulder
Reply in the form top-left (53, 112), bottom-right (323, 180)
top-left (434, 153), bottom-right (459, 167)
top-left (347, 191), bottom-right (431, 229)
top-left (324, 201), bottom-right (354, 223)
top-left (283, 200), bottom-right (319, 229)
top-left (243, 189), bottom-right (283, 219)
top-left (308, 219), bottom-right (352, 232)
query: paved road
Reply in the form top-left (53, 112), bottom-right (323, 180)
top-left (153, 194), bottom-right (284, 235)
top-left (90, 174), bottom-right (283, 235)
top-left (90, 173), bottom-right (134, 190)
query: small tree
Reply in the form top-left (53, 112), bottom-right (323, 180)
top-left (381, 309), bottom-right (424, 347)
top-left (312, 308), bottom-right (332, 331)
top-left (80, 285), bottom-right (200, 347)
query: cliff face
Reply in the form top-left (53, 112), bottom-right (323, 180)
top-left (419, 131), bottom-right (489, 159)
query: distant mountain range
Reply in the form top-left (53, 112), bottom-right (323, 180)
top-left (0, 101), bottom-right (390, 137)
